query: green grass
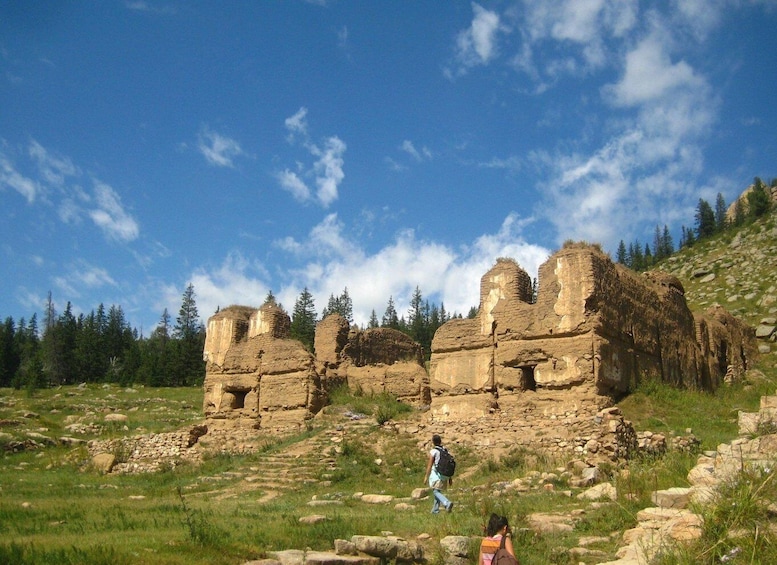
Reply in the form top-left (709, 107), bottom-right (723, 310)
top-left (2, 349), bottom-right (777, 564)
top-left (618, 374), bottom-right (773, 451)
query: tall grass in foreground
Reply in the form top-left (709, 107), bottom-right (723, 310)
top-left (653, 465), bottom-right (777, 565)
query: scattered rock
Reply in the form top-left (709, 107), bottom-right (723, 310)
top-left (91, 453), bottom-right (116, 474)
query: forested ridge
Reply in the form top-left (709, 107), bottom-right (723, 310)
top-left (1, 178), bottom-right (773, 392)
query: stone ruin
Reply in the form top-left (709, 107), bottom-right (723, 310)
top-left (202, 304), bottom-right (430, 434)
top-left (202, 243), bottom-right (757, 461)
top-left (421, 243), bottom-right (757, 460)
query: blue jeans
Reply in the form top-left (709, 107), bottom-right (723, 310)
top-left (431, 487), bottom-right (451, 513)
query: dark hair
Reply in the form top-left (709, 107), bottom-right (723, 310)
top-left (432, 434), bottom-right (442, 446)
top-left (486, 513), bottom-right (509, 537)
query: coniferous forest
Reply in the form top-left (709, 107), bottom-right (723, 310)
top-left (1, 178), bottom-right (773, 392)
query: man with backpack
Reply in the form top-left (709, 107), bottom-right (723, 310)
top-left (423, 434), bottom-right (455, 514)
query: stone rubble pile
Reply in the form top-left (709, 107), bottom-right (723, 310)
top-left (87, 428), bottom-right (203, 473)
top-left (597, 393), bottom-right (777, 565)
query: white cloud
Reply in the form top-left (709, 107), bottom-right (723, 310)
top-left (312, 136), bottom-right (346, 207)
top-left (28, 141), bottom-right (78, 187)
top-left (175, 251), bottom-right (272, 322)
top-left (88, 181), bottom-right (140, 242)
top-left (125, 1), bottom-right (177, 15)
top-left (338, 25), bottom-right (349, 50)
top-left (198, 129), bottom-right (244, 167)
top-left (513, 6), bottom-right (720, 251)
top-left (50, 261), bottom-right (116, 308)
top-left (187, 214), bottom-right (549, 329)
top-left (284, 107), bottom-right (309, 139)
top-left (279, 110), bottom-right (346, 207)
top-left (400, 140), bottom-right (432, 162)
top-left (277, 169), bottom-right (311, 202)
top-left (603, 33), bottom-right (704, 107)
top-left (511, 0), bottom-right (638, 83)
top-left (267, 213), bottom-right (549, 327)
top-left (452, 3), bottom-right (503, 73)
top-left (0, 153), bottom-right (39, 203)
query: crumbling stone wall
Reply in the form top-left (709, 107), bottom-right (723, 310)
top-left (203, 308), bottom-right (430, 433)
top-left (427, 245), bottom-right (757, 439)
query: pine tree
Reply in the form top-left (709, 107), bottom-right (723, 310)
top-left (748, 177), bottom-right (771, 219)
top-left (616, 240), bottom-right (627, 264)
top-left (17, 315), bottom-right (43, 391)
top-left (715, 192), bottom-right (727, 232)
top-left (695, 198), bottom-right (716, 239)
top-left (146, 308), bottom-right (172, 386)
top-left (733, 199), bottom-right (745, 227)
top-left (407, 287), bottom-right (430, 354)
top-left (174, 284), bottom-right (200, 340)
top-left (631, 240), bottom-right (644, 271)
top-left (321, 288), bottom-right (353, 323)
top-left (44, 302), bottom-right (78, 385)
top-left (660, 225), bottom-right (674, 258)
top-left (381, 296), bottom-right (399, 329)
top-left (74, 310), bottom-right (105, 382)
top-left (290, 287), bottom-right (317, 351)
top-left (173, 284), bottom-right (205, 386)
top-left (338, 288), bottom-right (353, 323)
top-left (368, 310), bottom-right (379, 329)
top-left (685, 226), bottom-right (696, 247)
top-left (652, 226), bottom-right (662, 261)
top-left (0, 317), bottom-right (19, 387)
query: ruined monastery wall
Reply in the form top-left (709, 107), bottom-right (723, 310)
top-left (204, 309), bottom-right (430, 433)
top-left (201, 245), bottom-right (755, 461)
top-left (428, 245), bottom-right (757, 427)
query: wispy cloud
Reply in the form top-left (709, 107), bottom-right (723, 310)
top-left (312, 136), bottom-right (346, 207)
top-left (277, 169), bottom-right (311, 203)
top-left (538, 19), bottom-right (717, 248)
top-left (88, 181), bottom-right (140, 242)
top-left (0, 152), bottom-right (39, 203)
top-left (284, 106), bottom-right (309, 141)
top-left (125, 1), bottom-right (177, 15)
top-left (452, 3), bottom-right (504, 73)
top-left (197, 128), bottom-right (244, 167)
top-left (187, 211), bottom-right (549, 329)
top-left (1, 140), bottom-right (141, 243)
top-left (450, 3), bottom-right (730, 250)
top-left (28, 141), bottom-right (78, 187)
top-left (53, 260), bottom-right (118, 302)
top-left (278, 109), bottom-right (346, 207)
top-left (400, 140), bottom-right (432, 162)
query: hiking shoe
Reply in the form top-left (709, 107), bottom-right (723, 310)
top-left (446, 502), bottom-right (454, 513)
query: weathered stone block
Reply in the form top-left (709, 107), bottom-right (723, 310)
top-left (259, 372), bottom-right (315, 410)
top-left (429, 392), bottom-right (494, 421)
top-left (429, 349), bottom-right (492, 392)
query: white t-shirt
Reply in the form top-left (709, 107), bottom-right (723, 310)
top-left (428, 447), bottom-right (445, 486)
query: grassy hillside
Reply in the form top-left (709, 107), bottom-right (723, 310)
top-left (1, 215), bottom-right (776, 565)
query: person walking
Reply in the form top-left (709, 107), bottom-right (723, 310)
top-left (423, 434), bottom-right (454, 514)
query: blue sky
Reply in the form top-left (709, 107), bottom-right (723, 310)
top-left (1, 1), bottom-right (776, 332)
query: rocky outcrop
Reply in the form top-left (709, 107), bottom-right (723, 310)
top-left (203, 306), bottom-right (430, 433)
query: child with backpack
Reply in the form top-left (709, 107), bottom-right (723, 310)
top-left (479, 513), bottom-right (519, 564)
top-left (423, 434), bottom-right (455, 514)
